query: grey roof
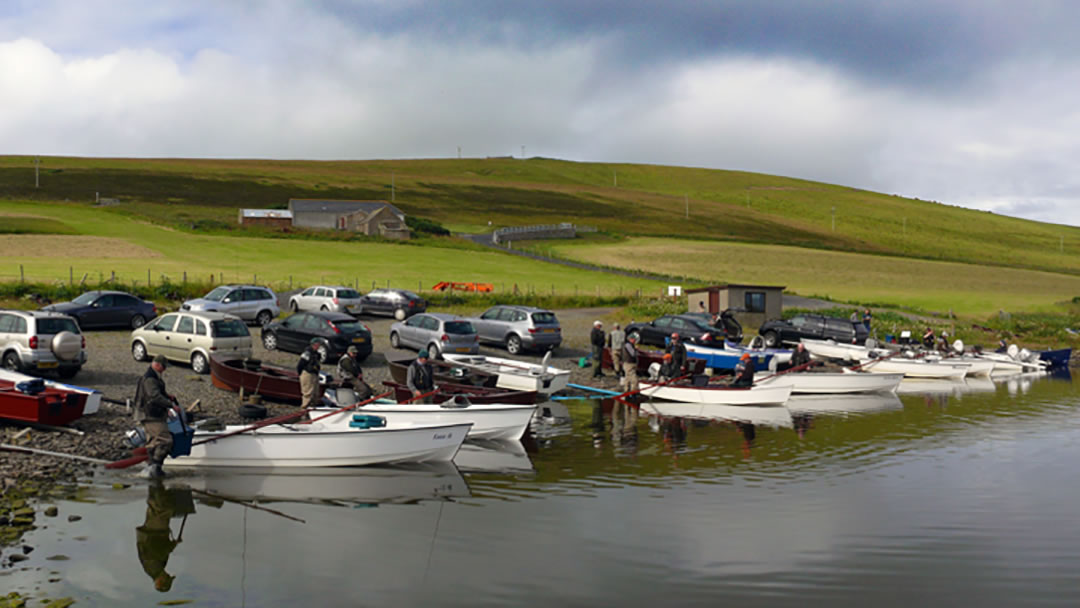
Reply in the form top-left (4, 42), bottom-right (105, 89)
top-left (288, 199), bottom-right (405, 217)
top-left (241, 209), bottom-right (293, 219)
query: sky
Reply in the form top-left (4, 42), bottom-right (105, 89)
top-left (2, 0), bottom-right (1080, 227)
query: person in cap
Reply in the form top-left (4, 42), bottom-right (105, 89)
top-left (407, 349), bottom-right (435, 403)
top-left (666, 332), bottom-right (687, 375)
top-left (297, 338), bottom-right (322, 409)
top-left (731, 352), bottom-right (755, 387)
top-left (659, 352), bottom-right (677, 381)
top-left (590, 320), bottom-right (606, 378)
top-left (622, 333), bottom-right (640, 391)
top-left (788, 342), bottom-right (811, 369)
top-left (134, 354), bottom-right (175, 479)
top-left (336, 344), bottom-right (374, 402)
top-left (608, 322), bottom-right (626, 378)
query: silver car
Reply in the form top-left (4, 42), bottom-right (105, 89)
top-left (469, 305), bottom-right (561, 354)
top-left (0, 309), bottom-right (86, 378)
top-left (131, 311), bottom-right (253, 374)
top-left (389, 313), bottom-right (479, 357)
top-left (288, 285), bottom-right (363, 314)
top-left (182, 285), bottom-right (280, 326)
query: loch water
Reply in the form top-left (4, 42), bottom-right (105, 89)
top-left (4, 371), bottom-right (1080, 607)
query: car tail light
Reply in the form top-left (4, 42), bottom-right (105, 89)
top-left (702, 334), bottom-right (710, 341)
top-left (528, 328), bottom-right (537, 334)
top-left (330, 324), bottom-right (341, 334)
top-left (210, 346), bottom-right (218, 351)
top-left (441, 334), bottom-right (449, 342)
top-left (333, 298), bottom-right (339, 305)
top-left (81, 336), bottom-right (86, 348)
top-left (363, 324), bottom-right (371, 332)
top-left (29, 336), bottom-right (38, 349)
top-left (409, 301), bottom-right (415, 307)
top-left (151, 304), bottom-right (157, 314)
top-left (473, 334), bottom-right (479, 342)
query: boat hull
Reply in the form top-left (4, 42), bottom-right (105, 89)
top-left (0, 379), bottom-right (86, 426)
top-left (638, 380), bottom-right (792, 405)
top-left (857, 358), bottom-right (970, 380)
top-left (383, 381), bottom-right (539, 405)
top-left (757, 371), bottom-right (904, 394)
top-left (1039, 348), bottom-right (1072, 370)
top-left (801, 339), bottom-right (870, 361)
top-left (0, 369), bottom-right (100, 415)
top-left (209, 355), bottom-right (326, 403)
top-left (685, 343), bottom-right (774, 371)
top-left (441, 354), bottom-right (571, 395)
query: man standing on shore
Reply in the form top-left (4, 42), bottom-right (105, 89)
top-left (622, 333), bottom-right (640, 392)
top-left (591, 321), bottom-right (606, 378)
top-left (297, 338), bottom-right (322, 408)
top-left (134, 354), bottom-right (174, 479)
top-left (609, 323), bottom-right (626, 378)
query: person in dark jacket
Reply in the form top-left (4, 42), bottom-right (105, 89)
top-left (297, 338), bottom-right (322, 409)
top-left (789, 343), bottom-right (811, 369)
top-left (732, 353), bottom-right (755, 387)
top-left (337, 346), bottom-right (374, 402)
top-left (921, 327), bottom-right (936, 349)
top-left (862, 309), bottom-right (872, 333)
top-left (407, 349), bottom-right (435, 403)
top-left (658, 353), bottom-right (677, 381)
top-left (666, 332), bottom-right (688, 374)
top-left (134, 354), bottom-right (174, 479)
top-left (622, 334), bottom-right (640, 391)
top-left (590, 321), bottom-right (606, 378)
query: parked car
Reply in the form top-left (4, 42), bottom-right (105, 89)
top-left (624, 314), bottom-right (727, 348)
top-left (390, 313), bottom-right (479, 357)
top-left (288, 285), bottom-right (363, 314)
top-left (757, 314), bottom-right (868, 347)
top-left (182, 285), bottom-right (280, 326)
top-left (131, 311), bottom-right (252, 374)
top-left (261, 311), bottom-right (372, 362)
top-left (0, 309), bottom-right (86, 378)
top-left (468, 305), bottom-right (561, 355)
top-left (42, 290), bottom-right (157, 330)
top-left (356, 288), bottom-right (426, 320)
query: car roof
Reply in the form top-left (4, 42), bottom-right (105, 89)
top-left (492, 305), bottom-right (552, 313)
top-left (298, 311), bottom-right (356, 322)
top-left (2, 309), bottom-right (75, 319)
top-left (424, 312), bottom-right (465, 321)
top-left (161, 310), bottom-right (239, 321)
top-left (306, 285), bottom-right (353, 290)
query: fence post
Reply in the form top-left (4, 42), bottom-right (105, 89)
top-left (290, 276), bottom-right (293, 290)
top-left (254, 273), bottom-right (257, 285)
top-left (147, 268), bottom-right (151, 287)
top-left (69, 266), bottom-right (73, 286)
top-left (183, 271), bottom-right (187, 284)
top-left (19, 264), bottom-right (23, 283)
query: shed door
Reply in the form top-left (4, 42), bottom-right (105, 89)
top-left (709, 291), bottom-right (720, 313)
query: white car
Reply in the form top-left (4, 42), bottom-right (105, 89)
top-left (182, 285), bottom-right (280, 326)
top-left (288, 285), bottom-right (363, 314)
top-left (131, 311), bottom-right (252, 374)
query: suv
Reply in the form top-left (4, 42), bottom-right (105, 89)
top-left (182, 285), bottom-right (280, 326)
top-left (0, 310), bottom-right (86, 378)
top-left (758, 314), bottom-right (868, 347)
top-left (390, 313), bottom-right (479, 357)
top-left (131, 311), bottom-right (253, 374)
top-left (469, 305), bottom-right (561, 354)
top-left (357, 289), bottom-right (427, 320)
top-left (288, 285), bottom-right (363, 314)
top-left (625, 314), bottom-right (727, 347)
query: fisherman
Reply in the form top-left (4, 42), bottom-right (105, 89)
top-left (667, 332), bottom-right (688, 374)
top-left (731, 353), bottom-right (755, 388)
top-left (609, 322), bottom-right (626, 378)
top-left (921, 327), bottom-right (936, 349)
top-left (591, 320), bottom-right (606, 378)
top-left (658, 352), bottom-right (677, 381)
top-left (996, 338), bottom-right (1009, 353)
top-left (407, 349), bottom-right (435, 403)
top-left (134, 354), bottom-right (175, 479)
top-left (788, 342), bottom-right (811, 369)
top-left (297, 339), bottom-right (322, 408)
top-left (337, 345), bottom-right (362, 387)
top-left (622, 333), bottom-right (640, 392)
top-left (863, 309), bottom-right (873, 333)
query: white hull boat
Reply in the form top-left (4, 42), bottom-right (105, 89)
top-left (801, 339), bottom-right (871, 361)
top-left (638, 380), bottom-right (792, 405)
top-left (168, 421), bottom-right (472, 468)
top-left (756, 370), bottom-right (903, 394)
top-left (978, 352), bottom-right (1044, 374)
top-left (855, 358), bottom-right (970, 380)
top-left (921, 356), bottom-right (995, 377)
top-left (0, 368), bottom-right (102, 415)
top-left (442, 353), bottom-right (571, 395)
top-left (640, 400), bottom-right (794, 428)
top-left (453, 439), bottom-right (535, 473)
top-left (316, 389), bottom-right (537, 441)
top-left (786, 392), bottom-right (904, 416)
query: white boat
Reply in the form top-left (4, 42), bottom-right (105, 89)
top-left (785, 392), bottom-right (904, 416)
top-left (978, 352), bottom-right (1044, 374)
top-left (441, 353), bottom-right (571, 395)
top-left (640, 400), bottom-right (794, 428)
top-left (167, 420), bottom-right (472, 468)
top-left (453, 439), bottom-right (536, 474)
top-left (755, 370), bottom-right (903, 394)
top-left (801, 339), bottom-right (871, 361)
top-left (312, 389), bottom-right (537, 441)
top-left (0, 368), bottom-right (102, 415)
top-left (920, 355), bottom-right (995, 377)
top-left (175, 462), bottom-right (470, 505)
top-left (637, 380), bottom-right (792, 406)
top-left (855, 357), bottom-right (970, 380)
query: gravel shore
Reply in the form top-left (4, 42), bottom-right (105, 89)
top-left (1, 307), bottom-right (628, 483)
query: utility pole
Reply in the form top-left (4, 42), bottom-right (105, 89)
top-left (391, 171), bottom-right (395, 202)
top-left (457, 146), bottom-right (461, 159)
top-left (831, 206), bottom-right (836, 232)
top-left (613, 169), bottom-right (617, 188)
top-left (685, 194), bottom-right (689, 219)
top-left (34, 156), bottom-right (40, 188)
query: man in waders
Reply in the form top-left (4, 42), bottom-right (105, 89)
top-left (609, 323), bottom-right (626, 379)
top-left (407, 349), bottom-right (435, 403)
top-left (134, 354), bottom-right (174, 479)
top-left (297, 338), bottom-right (322, 408)
top-left (622, 333), bottom-right (640, 392)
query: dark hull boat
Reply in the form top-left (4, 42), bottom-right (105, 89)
top-left (382, 381), bottom-right (539, 405)
top-left (1038, 348), bottom-right (1072, 370)
top-left (210, 356), bottom-right (326, 403)
top-left (0, 379), bottom-right (87, 426)
top-left (388, 357), bottom-right (500, 388)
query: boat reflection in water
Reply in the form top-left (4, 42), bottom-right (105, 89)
top-left (454, 439), bottom-right (535, 474)
top-left (174, 462), bottom-right (469, 507)
top-left (640, 400), bottom-right (793, 457)
top-left (135, 483), bottom-right (195, 594)
top-left (786, 392), bottom-right (904, 417)
top-left (895, 377), bottom-right (998, 398)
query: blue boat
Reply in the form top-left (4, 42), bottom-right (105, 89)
top-left (725, 340), bottom-right (793, 365)
top-left (1038, 348), bottom-right (1072, 370)
top-left (686, 343), bottom-right (773, 371)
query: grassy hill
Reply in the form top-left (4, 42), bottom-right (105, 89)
top-left (2, 155), bottom-right (1079, 278)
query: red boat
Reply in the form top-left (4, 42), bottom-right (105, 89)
top-left (600, 347), bottom-right (706, 375)
top-left (382, 381), bottom-right (539, 405)
top-left (388, 357), bottom-right (500, 388)
top-left (210, 356), bottom-right (326, 403)
top-left (0, 379), bottom-right (87, 426)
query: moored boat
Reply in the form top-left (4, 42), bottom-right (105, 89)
top-left (600, 347), bottom-right (707, 375)
top-left (441, 353), bottom-right (571, 395)
top-left (685, 343), bottom-right (774, 371)
top-left (637, 379), bottom-right (792, 405)
top-left (383, 380), bottom-right (539, 405)
top-left (209, 355), bottom-right (327, 403)
top-left (0, 378), bottom-right (87, 426)
top-left (388, 357), bottom-right (499, 388)
top-left (1038, 348), bottom-right (1072, 370)
top-left (801, 339), bottom-right (871, 362)
top-left (726, 340), bottom-right (793, 365)
top-left (855, 357), bottom-right (970, 380)
top-left (755, 370), bottom-right (903, 394)
top-left (0, 368), bottom-right (101, 415)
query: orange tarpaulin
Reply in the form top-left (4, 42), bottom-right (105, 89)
top-left (431, 281), bottom-right (494, 292)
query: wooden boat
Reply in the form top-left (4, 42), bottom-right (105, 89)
top-left (388, 357), bottom-right (499, 388)
top-left (600, 347), bottom-right (706, 375)
top-left (383, 380), bottom-right (539, 405)
top-left (801, 339), bottom-right (871, 361)
top-left (685, 343), bottom-right (774, 371)
top-left (755, 370), bottom-right (903, 394)
top-left (637, 379), bottom-right (792, 406)
top-left (315, 387), bottom-right (537, 441)
top-left (0, 378), bottom-right (86, 426)
top-left (0, 369), bottom-right (101, 415)
top-left (167, 420), bottom-right (472, 468)
top-left (210, 355), bottom-right (327, 403)
top-left (785, 392), bottom-right (903, 416)
top-left (1038, 348), bottom-right (1072, 370)
top-left (441, 353), bottom-right (571, 395)
top-left (639, 400), bottom-right (794, 428)
top-left (855, 357), bottom-right (970, 380)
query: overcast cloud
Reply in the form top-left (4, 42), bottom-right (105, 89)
top-left (2, 1), bottom-right (1080, 226)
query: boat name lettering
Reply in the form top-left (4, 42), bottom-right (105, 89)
top-left (433, 432), bottom-right (452, 440)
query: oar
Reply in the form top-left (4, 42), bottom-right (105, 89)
top-left (754, 360), bottom-right (817, 384)
top-left (300, 389), bottom-right (399, 425)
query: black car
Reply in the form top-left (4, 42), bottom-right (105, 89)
top-left (625, 314), bottom-right (727, 348)
top-left (757, 314), bottom-right (868, 347)
top-left (261, 311), bottom-right (373, 362)
top-left (42, 290), bottom-right (157, 329)
top-left (357, 288), bottom-right (427, 320)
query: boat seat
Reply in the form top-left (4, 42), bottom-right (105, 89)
top-left (441, 395), bottom-right (471, 409)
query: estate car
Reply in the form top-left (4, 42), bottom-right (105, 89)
top-left (468, 305), bottom-right (561, 354)
top-left (182, 285), bottom-right (280, 326)
top-left (389, 313), bottom-right (479, 357)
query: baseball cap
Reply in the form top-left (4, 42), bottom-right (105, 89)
top-left (152, 354), bottom-right (167, 367)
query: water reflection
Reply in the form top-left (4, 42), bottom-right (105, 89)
top-left (786, 392), bottom-right (904, 416)
top-left (454, 440), bottom-right (535, 474)
top-left (135, 483), bottom-right (194, 593)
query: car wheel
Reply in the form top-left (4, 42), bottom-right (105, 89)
top-left (763, 330), bottom-right (780, 348)
top-left (262, 332), bottom-right (277, 351)
top-left (428, 342), bottom-right (441, 359)
top-left (2, 351), bottom-right (20, 371)
top-left (130, 314), bottom-right (146, 329)
top-left (316, 344), bottom-right (329, 363)
top-left (506, 334), bottom-right (523, 355)
top-left (255, 310), bottom-right (273, 327)
top-left (131, 341), bottom-right (147, 362)
top-left (393, 309), bottom-right (406, 321)
top-left (191, 352), bottom-right (209, 374)
top-left (290, 301), bottom-right (299, 312)
top-left (389, 331), bottom-right (400, 349)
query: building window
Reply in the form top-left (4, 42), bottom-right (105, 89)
top-left (745, 291), bottom-right (765, 313)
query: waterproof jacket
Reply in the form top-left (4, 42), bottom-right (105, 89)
top-left (298, 348), bottom-right (321, 375)
top-left (590, 327), bottom-right (605, 348)
top-left (407, 359), bottom-right (434, 393)
top-left (622, 341), bottom-right (639, 364)
top-left (667, 341), bottom-right (687, 372)
top-left (134, 366), bottom-right (172, 422)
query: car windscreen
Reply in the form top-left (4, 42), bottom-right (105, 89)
top-left (331, 319), bottom-right (368, 334)
top-left (337, 289), bottom-right (360, 299)
top-left (37, 318), bottom-right (81, 335)
top-left (72, 293), bottom-right (98, 305)
top-left (689, 319), bottom-right (714, 332)
top-left (531, 312), bottom-right (557, 325)
top-left (402, 290), bottom-right (421, 300)
top-left (203, 287), bottom-right (231, 302)
top-left (444, 321), bottom-right (476, 335)
top-left (210, 319), bottom-right (250, 338)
